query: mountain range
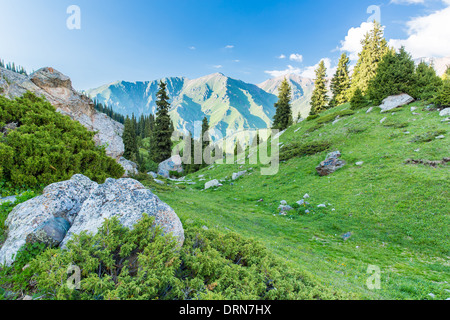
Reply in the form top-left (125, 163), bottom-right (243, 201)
top-left (86, 73), bottom-right (314, 137)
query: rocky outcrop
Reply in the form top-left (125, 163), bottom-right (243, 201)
top-left (0, 67), bottom-right (133, 172)
top-left (440, 108), bottom-right (450, 117)
top-left (316, 151), bottom-right (346, 176)
top-left (0, 174), bottom-right (184, 266)
top-left (379, 94), bottom-right (415, 113)
top-left (118, 157), bottom-right (139, 177)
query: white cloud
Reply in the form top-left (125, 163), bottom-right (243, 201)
top-left (339, 22), bottom-right (375, 60)
top-left (224, 45), bottom-right (234, 49)
top-left (264, 58), bottom-right (336, 79)
top-left (289, 53), bottom-right (303, 63)
top-left (390, 0), bottom-right (425, 4)
top-left (189, 46), bottom-right (196, 50)
top-left (264, 65), bottom-right (301, 78)
top-left (213, 65), bottom-right (223, 69)
top-left (233, 60), bottom-right (240, 63)
top-left (388, 3), bottom-right (450, 58)
top-left (278, 54), bottom-right (286, 59)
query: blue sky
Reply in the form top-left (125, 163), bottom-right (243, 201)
top-left (1, 0), bottom-right (449, 90)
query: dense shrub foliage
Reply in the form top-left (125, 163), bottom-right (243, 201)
top-left (0, 215), bottom-right (350, 300)
top-left (0, 93), bottom-right (124, 189)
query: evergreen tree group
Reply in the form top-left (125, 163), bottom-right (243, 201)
top-left (330, 53), bottom-right (351, 107)
top-left (0, 59), bottom-right (28, 76)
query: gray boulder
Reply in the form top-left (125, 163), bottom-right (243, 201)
top-left (118, 157), bottom-right (138, 177)
top-left (205, 179), bottom-right (221, 190)
top-left (440, 108), bottom-right (450, 117)
top-left (379, 94), bottom-right (414, 113)
top-left (316, 151), bottom-right (346, 177)
top-left (232, 170), bottom-right (247, 180)
top-left (158, 155), bottom-right (184, 177)
top-left (148, 172), bottom-right (158, 179)
top-left (158, 169), bottom-right (170, 179)
top-left (0, 175), bottom-right (184, 266)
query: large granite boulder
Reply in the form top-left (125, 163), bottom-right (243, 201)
top-left (118, 157), bottom-right (139, 177)
top-left (379, 94), bottom-right (415, 113)
top-left (0, 175), bottom-right (184, 266)
top-left (316, 151), bottom-right (346, 176)
top-left (0, 67), bottom-right (127, 166)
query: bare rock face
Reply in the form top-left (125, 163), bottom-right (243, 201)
top-left (0, 174), bottom-right (184, 266)
top-left (379, 94), bottom-right (415, 113)
top-left (0, 67), bottom-right (129, 167)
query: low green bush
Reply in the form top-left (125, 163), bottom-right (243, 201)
top-left (0, 215), bottom-right (350, 300)
top-left (280, 141), bottom-right (331, 162)
top-left (0, 92), bottom-right (124, 190)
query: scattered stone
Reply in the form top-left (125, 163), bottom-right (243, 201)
top-left (380, 117), bottom-right (387, 124)
top-left (441, 118), bottom-right (450, 122)
top-left (428, 293), bottom-right (436, 299)
top-left (379, 94), bottom-right (414, 113)
top-left (342, 232), bottom-right (352, 241)
top-left (355, 161), bottom-right (364, 166)
top-left (316, 151), bottom-right (346, 177)
top-left (232, 170), bottom-right (247, 181)
top-left (0, 175), bottom-right (184, 266)
top-left (412, 112), bottom-right (420, 115)
top-left (435, 135), bottom-right (445, 139)
top-left (22, 295), bottom-right (33, 301)
top-left (411, 107), bottom-right (417, 112)
top-left (278, 205), bottom-right (293, 215)
top-left (198, 175), bottom-right (205, 178)
top-left (317, 204), bottom-right (326, 208)
top-left (439, 108), bottom-right (450, 117)
top-left (0, 196), bottom-right (18, 205)
top-left (148, 172), bottom-right (158, 179)
top-left (280, 200), bottom-right (287, 206)
top-left (297, 199), bottom-right (309, 206)
top-left (158, 155), bottom-right (184, 177)
top-left (154, 179), bottom-right (165, 185)
top-left (414, 149), bottom-right (420, 152)
top-left (202, 226), bottom-right (209, 231)
top-left (366, 107), bottom-right (373, 114)
top-left (157, 168), bottom-right (170, 179)
top-left (305, 210), bottom-right (310, 214)
top-left (303, 194), bottom-right (310, 199)
top-left (205, 179), bottom-right (221, 190)
top-left (257, 199), bottom-right (264, 202)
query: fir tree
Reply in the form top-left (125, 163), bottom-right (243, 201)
top-left (122, 116), bottom-right (138, 162)
top-left (435, 78), bottom-right (450, 107)
top-left (272, 79), bottom-right (293, 130)
top-left (330, 53), bottom-right (351, 107)
top-left (152, 81), bottom-right (173, 163)
top-left (367, 46), bottom-right (417, 105)
top-left (350, 88), bottom-right (368, 110)
top-left (348, 21), bottom-right (390, 99)
top-left (310, 60), bottom-right (329, 115)
top-left (201, 117), bottom-right (211, 165)
top-left (415, 61), bottom-right (443, 101)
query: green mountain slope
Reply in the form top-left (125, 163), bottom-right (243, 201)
top-left (87, 73), bottom-right (314, 138)
top-left (144, 101), bottom-right (450, 300)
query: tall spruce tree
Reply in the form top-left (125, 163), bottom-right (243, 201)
top-left (330, 53), bottom-right (351, 107)
top-left (415, 61), bottom-right (443, 100)
top-left (272, 78), bottom-right (293, 130)
top-left (310, 60), bottom-right (329, 115)
top-left (367, 46), bottom-right (417, 105)
top-left (123, 116), bottom-right (138, 162)
top-left (348, 21), bottom-right (390, 99)
top-left (152, 81), bottom-right (173, 163)
top-left (201, 117), bottom-right (211, 165)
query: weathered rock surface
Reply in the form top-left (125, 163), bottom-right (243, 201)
top-left (0, 174), bottom-right (184, 266)
top-left (316, 151), bottom-right (346, 176)
top-left (379, 94), bottom-right (415, 113)
top-left (118, 157), bottom-right (138, 177)
top-left (0, 67), bottom-right (135, 173)
top-left (158, 155), bottom-right (184, 176)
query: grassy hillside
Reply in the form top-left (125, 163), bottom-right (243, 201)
top-left (148, 101), bottom-right (449, 300)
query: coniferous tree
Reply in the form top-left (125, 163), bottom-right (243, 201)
top-left (367, 46), bottom-right (417, 105)
top-left (348, 21), bottom-right (390, 99)
top-left (201, 117), bottom-right (211, 165)
top-left (435, 78), bottom-right (450, 107)
top-left (152, 81), bottom-right (173, 163)
top-left (415, 61), bottom-right (443, 101)
top-left (272, 79), bottom-right (293, 130)
top-left (330, 53), bottom-right (351, 107)
top-left (350, 88), bottom-right (368, 110)
top-left (442, 65), bottom-right (450, 81)
top-left (310, 60), bottom-right (329, 115)
top-left (123, 116), bottom-right (138, 162)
